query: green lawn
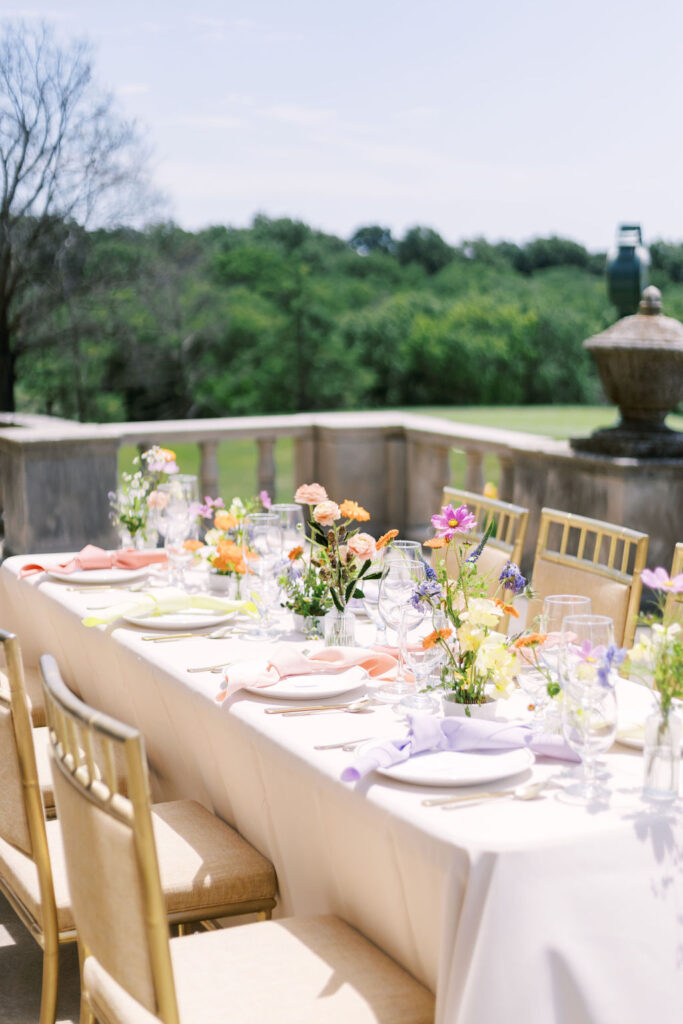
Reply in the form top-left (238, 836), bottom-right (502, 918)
top-left (119, 406), bottom-right (683, 502)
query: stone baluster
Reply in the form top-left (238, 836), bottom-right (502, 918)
top-left (257, 438), bottom-right (276, 499)
top-left (464, 450), bottom-right (484, 493)
top-left (199, 441), bottom-right (219, 499)
top-left (498, 456), bottom-right (515, 502)
top-left (294, 432), bottom-right (315, 486)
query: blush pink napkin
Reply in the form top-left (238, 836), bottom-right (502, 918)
top-left (216, 644), bottom-right (398, 702)
top-left (18, 544), bottom-right (167, 579)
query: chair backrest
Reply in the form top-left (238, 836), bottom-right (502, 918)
top-left (439, 488), bottom-right (529, 626)
top-left (0, 630), bottom-right (58, 939)
top-left (41, 654), bottom-right (179, 1024)
top-left (530, 509), bottom-right (649, 647)
top-left (665, 542), bottom-right (683, 619)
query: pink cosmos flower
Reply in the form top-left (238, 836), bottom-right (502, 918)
top-left (430, 503), bottom-right (477, 540)
top-left (260, 490), bottom-right (272, 509)
top-left (641, 567), bottom-right (683, 594)
top-left (294, 483), bottom-right (329, 505)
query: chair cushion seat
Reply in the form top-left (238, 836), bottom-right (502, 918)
top-left (0, 800), bottom-right (276, 937)
top-left (84, 914), bottom-right (435, 1024)
top-left (151, 800), bottom-right (277, 916)
top-left (0, 665), bottom-right (46, 727)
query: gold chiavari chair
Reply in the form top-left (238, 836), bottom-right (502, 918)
top-left (0, 632), bottom-right (278, 1024)
top-left (440, 487), bottom-right (529, 629)
top-left (529, 509), bottom-right (649, 648)
top-left (41, 654), bottom-right (435, 1024)
top-left (665, 542), bottom-right (683, 619)
top-left (0, 630), bottom-right (76, 1024)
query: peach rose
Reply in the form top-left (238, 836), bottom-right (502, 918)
top-left (294, 483), bottom-right (328, 504)
top-left (313, 501), bottom-right (340, 527)
top-left (347, 532), bottom-right (376, 562)
top-left (147, 490), bottom-right (169, 511)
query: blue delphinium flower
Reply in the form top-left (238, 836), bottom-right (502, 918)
top-left (424, 563), bottom-right (438, 581)
top-left (410, 580), bottom-right (443, 609)
top-left (499, 561), bottom-right (526, 595)
top-left (596, 643), bottom-right (627, 687)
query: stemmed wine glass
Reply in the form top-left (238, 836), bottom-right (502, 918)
top-left (155, 481), bottom-right (194, 588)
top-left (558, 614), bottom-right (618, 803)
top-left (362, 540), bottom-right (424, 644)
top-left (399, 609), bottom-right (448, 714)
top-left (375, 558), bottom-right (427, 703)
top-left (269, 503), bottom-right (305, 557)
top-left (242, 513), bottom-right (281, 636)
top-left (519, 594), bottom-right (593, 727)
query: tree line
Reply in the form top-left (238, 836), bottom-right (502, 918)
top-left (4, 22), bottom-right (683, 424)
top-left (15, 216), bottom-right (683, 422)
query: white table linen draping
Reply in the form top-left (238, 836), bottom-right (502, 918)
top-left (1, 555), bottom-right (681, 1023)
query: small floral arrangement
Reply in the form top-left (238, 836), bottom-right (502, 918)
top-left (627, 566), bottom-right (683, 719)
top-left (416, 502), bottom-right (528, 708)
top-left (293, 483), bottom-right (395, 612)
top-left (108, 446), bottom-right (178, 540)
top-left (183, 493), bottom-right (271, 570)
top-left (279, 546), bottom-right (332, 620)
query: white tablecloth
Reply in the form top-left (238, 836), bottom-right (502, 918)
top-left (1, 555), bottom-right (681, 1022)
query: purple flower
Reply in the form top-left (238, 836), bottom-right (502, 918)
top-left (430, 503), bottom-right (477, 540)
top-left (499, 561), bottom-right (526, 595)
top-left (424, 563), bottom-right (438, 582)
top-left (260, 490), bottom-right (272, 509)
top-left (410, 580), bottom-right (443, 609)
top-left (596, 644), bottom-right (627, 688)
top-left (196, 495), bottom-right (225, 519)
top-left (641, 566), bottom-right (683, 594)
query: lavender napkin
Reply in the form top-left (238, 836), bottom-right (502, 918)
top-left (341, 712), bottom-right (579, 782)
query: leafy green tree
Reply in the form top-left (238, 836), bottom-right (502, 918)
top-left (397, 226), bottom-right (455, 274)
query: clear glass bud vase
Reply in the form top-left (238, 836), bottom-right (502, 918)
top-left (643, 710), bottom-right (681, 803)
top-left (323, 607), bottom-right (356, 647)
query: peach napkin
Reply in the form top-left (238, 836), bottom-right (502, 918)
top-left (216, 644), bottom-right (398, 702)
top-left (19, 544), bottom-right (167, 579)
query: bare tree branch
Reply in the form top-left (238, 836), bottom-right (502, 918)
top-left (0, 19), bottom-right (159, 410)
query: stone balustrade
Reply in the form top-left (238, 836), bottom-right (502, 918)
top-left (0, 410), bottom-right (680, 571)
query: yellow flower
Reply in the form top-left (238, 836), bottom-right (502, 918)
top-left (460, 598), bottom-right (501, 628)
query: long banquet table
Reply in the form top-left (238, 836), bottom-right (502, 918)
top-left (1, 554), bottom-right (681, 1022)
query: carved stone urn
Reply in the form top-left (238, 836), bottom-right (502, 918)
top-left (572, 286), bottom-right (683, 457)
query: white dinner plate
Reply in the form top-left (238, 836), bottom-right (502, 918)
top-left (123, 609), bottom-right (235, 630)
top-left (47, 567), bottom-right (150, 586)
top-left (616, 727), bottom-right (683, 752)
top-left (245, 665), bottom-right (368, 701)
top-left (362, 745), bottom-right (535, 787)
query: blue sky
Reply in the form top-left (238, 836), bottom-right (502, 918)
top-left (4, 1), bottom-right (683, 248)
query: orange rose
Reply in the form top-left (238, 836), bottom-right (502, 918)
top-left (422, 628), bottom-right (453, 649)
top-left (494, 598), bottom-right (520, 619)
top-left (376, 529), bottom-right (399, 551)
top-left (214, 511), bottom-right (238, 531)
top-left (513, 633), bottom-right (547, 648)
top-left (182, 539), bottom-right (205, 551)
top-left (339, 499), bottom-right (370, 522)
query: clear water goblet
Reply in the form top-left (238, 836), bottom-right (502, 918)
top-left (243, 513), bottom-right (281, 636)
top-left (375, 559), bottom-right (427, 703)
top-left (269, 503), bottom-right (305, 557)
top-left (399, 610), bottom-right (448, 714)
